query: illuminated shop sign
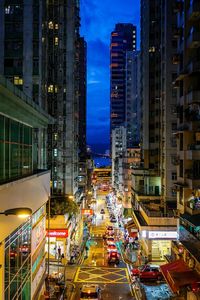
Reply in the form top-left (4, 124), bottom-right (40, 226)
top-left (82, 209), bottom-right (93, 215)
top-left (148, 231), bottom-right (178, 239)
top-left (46, 229), bottom-right (68, 238)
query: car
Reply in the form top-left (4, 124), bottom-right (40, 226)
top-left (100, 208), bottom-right (105, 214)
top-left (80, 284), bottom-right (101, 300)
top-left (106, 226), bottom-right (114, 236)
top-left (107, 243), bottom-right (117, 253)
top-left (108, 251), bottom-right (120, 265)
top-left (131, 264), bottom-right (163, 281)
top-left (106, 237), bottom-right (115, 245)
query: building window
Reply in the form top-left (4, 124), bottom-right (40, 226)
top-left (14, 76), bottom-right (23, 85)
top-left (171, 172), bottom-right (177, 181)
top-left (53, 149), bottom-right (58, 157)
top-left (48, 85), bottom-right (54, 93)
top-left (48, 21), bottom-right (53, 29)
top-left (54, 37), bottom-right (59, 46)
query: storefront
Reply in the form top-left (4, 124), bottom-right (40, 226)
top-left (46, 229), bottom-right (68, 259)
top-left (140, 230), bottom-right (178, 261)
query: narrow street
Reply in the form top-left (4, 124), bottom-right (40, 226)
top-left (70, 192), bottom-right (135, 300)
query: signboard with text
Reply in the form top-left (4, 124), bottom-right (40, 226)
top-left (82, 209), bottom-right (93, 215)
top-left (46, 229), bottom-right (68, 238)
top-left (148, 231), bottom-right (177, 239)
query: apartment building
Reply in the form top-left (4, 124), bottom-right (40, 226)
top-left (172, 0), bottom-right (200, 272)
top-left (131, 0), bottom-right (178, 261)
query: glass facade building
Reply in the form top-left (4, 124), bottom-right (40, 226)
top-left (4, 220), bottom-right (32, 300)
top-left (0, 114), bottom-right (34, 183)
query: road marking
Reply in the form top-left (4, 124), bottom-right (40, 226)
top-left (74, 266), bottom-right (130, 284)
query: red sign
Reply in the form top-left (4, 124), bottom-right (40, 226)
top-left (82, 209), bottom-right (93, 215)
top-left (46, 229), bottom-right (68, 238)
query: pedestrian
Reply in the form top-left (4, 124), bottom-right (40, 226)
top-left (58, 245), bottom-right (61, 258)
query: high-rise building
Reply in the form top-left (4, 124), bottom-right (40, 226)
top-left (110, 23), bottom-right (137, 135)
top-left (125, 51), bottom-right (140, 148)
top-left (131, 0), bottom-right (178, 261)
top-left (0, 1), bottom-right (46, 108)
top-left (172, 0), bottom-right (200, 274)
top-left (0, 76), bottom-right (51, 299)
top-left (45, 1), bottom-right (81, 199)
top-left (0, 1), bottom-right (82, 200)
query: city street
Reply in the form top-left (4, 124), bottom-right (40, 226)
top-left (70, 192), bottom-right (135, 300)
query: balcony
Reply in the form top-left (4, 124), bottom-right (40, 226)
top-left (188, 0), bottom-right (200, 21)
top-left (185, 169), bottom-right (200, 189)
top-left (186, 90), bottom-right (200, 104)
top-left (186, 199), bottom-right (200, 215)
top-left (185, 106), bottom-right (200, 122)
top-left (138, 202), bottom-right (177, 227)
top-left (186, 144), bottom-right (200, 160)
top-left (187, 29), bottom-right (200, 48)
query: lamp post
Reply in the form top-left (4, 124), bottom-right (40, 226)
top-left (0, 207), bottom-right (32, 218)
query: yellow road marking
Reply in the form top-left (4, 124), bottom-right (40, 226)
top-left (74, 267), bottom-right (80, 282)
top-left (74, 266), bottom-right (130, 284)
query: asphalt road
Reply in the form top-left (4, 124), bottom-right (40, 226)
top-left (71, 193), bottom-right (135, 300)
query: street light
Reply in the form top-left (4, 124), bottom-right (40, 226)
top-left (0, 207), bottom-right (32, 219)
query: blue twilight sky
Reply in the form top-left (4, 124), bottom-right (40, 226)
top-left (80, 0), bottom-right (140, 153)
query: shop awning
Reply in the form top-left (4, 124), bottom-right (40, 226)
top-left (160, 259), bottom-right (200, 293)
top-left (125, 219), bottom-right (138, 237)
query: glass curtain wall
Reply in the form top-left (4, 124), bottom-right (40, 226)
top-left (4, 220), bottom-right (32, 300)
top-left (0, 114), bottom-right (34, 183)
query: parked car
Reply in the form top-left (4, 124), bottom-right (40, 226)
top-left (131, 264), bottom-right (163, 281)
top-left (107, 243), bottom-right (117, 253)
top-left (80, 284), bottom-right (101, 300)
top-left (108, 251), bottom-right (120, 265)
top-left (106, 226), bottom-right (114, 236)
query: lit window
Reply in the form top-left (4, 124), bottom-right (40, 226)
top-left (48, 85), bottom-right (54, 93)
top-left (54, 133), bottom-right (58, 140)
top-left (5, 6), bottom-right (11, 14)
top-left (14, 76), bottom-right (23, 85)
top-left (48, 21), bottom-right (54, 29)
top-left (149, 47), bottom-right (156, 52)
top-left (53, 181), bottom-right (57, 188)
top-left (53, 149), bottom-right (58, 157)
top-left (54, 37), bottom-right (59, 45)
top-left (55, 23), bottom-right (59, 30)
top-left (55, 85), bottom-right (58, 93)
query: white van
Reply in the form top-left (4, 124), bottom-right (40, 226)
top-left (80, 284), bottom-right (101, 300)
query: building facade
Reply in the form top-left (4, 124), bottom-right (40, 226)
top-left (131, 0), bottom-right (179, 260)
top-left (173, 0), bottom-right (200, 273)
top-left (0, 76), bottom-right (51, 299)
top-left (110, 23), bottom-right (136, 135)
top-left (125, 51), bottom-right (140, 148)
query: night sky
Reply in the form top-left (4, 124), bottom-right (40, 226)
top-left (80, 0), bottom-right (140, 153)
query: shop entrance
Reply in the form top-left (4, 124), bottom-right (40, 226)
top-left (152, 240), bottom-right (171, 260)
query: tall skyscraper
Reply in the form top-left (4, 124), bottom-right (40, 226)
top-left (131, 0), bottom-right (178, 261)
top-left (0, 1), bottom-right (83, 200)
top-left (45, 1), bottom-right (81, 198)
top-left (173, 0), bottom-right (200, 273)
top-left (125, 51), bottom-right (140, 148)
top-left (110, 23), bottom-right (137, 134)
